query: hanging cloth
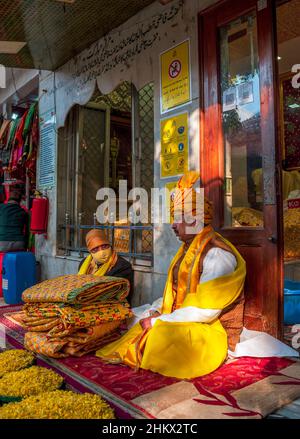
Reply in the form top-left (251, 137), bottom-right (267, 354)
top-left (10, 111), bottom-right (28, 170)
top-left (0, 120), bottom-right (10, 147)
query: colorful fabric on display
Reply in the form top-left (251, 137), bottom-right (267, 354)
top-left (22, 275), bottom-right (130, 304)
top-left (10, 111), bottom-right (28, 171)
top-left (23, 103), bottom-right (37, 140)
top-left (0, 120), bottom-right (11, 147)
top-left (170, 170), bottom-right (213, 224)
top-left (0, 103), bottom-right (38, 179)
top-left (96, 225), bottom-right (246, 379)
top-left (20, 302), bottom-right (132, 336)
top-left (24, 323), bottom-right (122, 358)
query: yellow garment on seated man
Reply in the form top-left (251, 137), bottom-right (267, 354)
top-left (96, 225), bottom-right (246, 379)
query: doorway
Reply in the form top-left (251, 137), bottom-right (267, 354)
top-left (276, 0), bottom-right (300, 348)
top-left (199, 0), bottom-right (282, 337)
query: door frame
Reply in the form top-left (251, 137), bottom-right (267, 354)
top-left (198, 0), bottom-right (284, 338)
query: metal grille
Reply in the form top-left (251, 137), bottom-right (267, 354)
top-left (80, 107), bottom-right (106, 225)
top-left (136, 82), bottom-right (154, 255)
top-left (57, 81), bottom-right (153, 265)
top-left (139, 83), bottom-right (154, 193)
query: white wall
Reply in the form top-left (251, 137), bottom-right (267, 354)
top-left (0, 68), bottom-right (39, 115)
top-left (36, 0), bottom-right (219, 304)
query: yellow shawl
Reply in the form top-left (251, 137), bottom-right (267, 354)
top-left (96, 226), bottom-right (246, 379)
top-left (78, 252), bottom-right (117, 277)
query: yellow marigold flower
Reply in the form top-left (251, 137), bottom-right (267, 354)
top-left (0, 366), bottom-right (63, 398)
top-left (0, 390), bottom-right (115, 419)
top-left (0, 349), bottom-right (35, 378)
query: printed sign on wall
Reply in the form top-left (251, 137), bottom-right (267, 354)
top-left (160, 40), bottom-right (191, 113)
top-left (160, 112), bottom-right (189, 178)
top-left (39, 109), bottom-right (56, 189)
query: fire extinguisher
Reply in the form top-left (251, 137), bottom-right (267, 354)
top-left (30, 191), bottom-right (49, 237)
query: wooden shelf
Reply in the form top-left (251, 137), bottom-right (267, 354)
top-left (284, 259), bottom-right (300, 265)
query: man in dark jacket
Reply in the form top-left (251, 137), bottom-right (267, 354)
top-left (78, 229), bottom-right (133, 305)
top-left (0, 190), bottom-right (28, 252)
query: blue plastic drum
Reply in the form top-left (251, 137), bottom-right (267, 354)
top-left (2, 252), bottom-right (36, 305)
top-left (284, 279), bottom-right (300, 325)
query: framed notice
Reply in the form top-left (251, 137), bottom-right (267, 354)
top-left (160, 40), bottom-right (191, 113)
top-left (237, 81), bottom-right (254, 105)
top-left (160, 112), bottom-right (189, 178)
top-left (222, 87), bottom-right (236, 112)
top-left (280, 72), bottom-right (300, 170)
top-left (38, 109), bottom-right (56, 189)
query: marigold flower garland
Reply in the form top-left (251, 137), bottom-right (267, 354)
top-left (0, 390), bottom-right (115, 419)
top-left (0, 349), bottom-right (35, 377)
top-left (0, 366), bottom-right (64, 399)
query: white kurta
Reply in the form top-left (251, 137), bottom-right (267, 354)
top-left (129, 248), bottom-right (237, 327)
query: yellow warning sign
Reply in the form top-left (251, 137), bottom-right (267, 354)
top-left (160, 40), bottom-right (191, 113)
top-left (160, 112), bottom-right (189, 178)
top-left (165, 181), bottom-right (178, 221)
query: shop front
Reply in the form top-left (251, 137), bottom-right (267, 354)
top-left (200, 0), bottom-right (300, 340)
top-left (31, 0), bottom-right (300, 338)
top-left (0, 0), bottom-right (300, 420)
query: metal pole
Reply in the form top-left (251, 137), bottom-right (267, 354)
top-left (78, 212), bottom-right (84, 258)
top-left (64, 212), bottom-right (70, 256)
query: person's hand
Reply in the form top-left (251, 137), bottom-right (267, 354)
top-left (149, 310), bottom-right (161, 318)
top-left (139, 316), bottom-right (154, 330)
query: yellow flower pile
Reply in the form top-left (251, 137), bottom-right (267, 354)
top-left (0, 390), bottom-right (115, 419)
top-left (0, 366), bottom-right (64, 398)
top-left (0, 349), bottom-right (35, 378)
top-left (232, 207), bottom-right (263, 227)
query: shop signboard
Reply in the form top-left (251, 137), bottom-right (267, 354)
top-left (39, 109), bottom-right (56, 189)
top-left (160, 40), bottom-right (191, 113)
top-left (160, 112), bottom-right (189, 178)
top-left (288, 198), bottom-right (300, 209)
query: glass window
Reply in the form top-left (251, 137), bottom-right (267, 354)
top-left (220, 11), bottom-right (264, 228)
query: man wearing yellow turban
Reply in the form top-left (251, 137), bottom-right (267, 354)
top-left (96, 171), bottom-right (246, 379)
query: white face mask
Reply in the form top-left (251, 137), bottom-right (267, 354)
top-left (91, 247), bottom-right (112, 265)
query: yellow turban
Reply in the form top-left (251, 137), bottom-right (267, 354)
top-left (170, 171), bottom-right (213, 225)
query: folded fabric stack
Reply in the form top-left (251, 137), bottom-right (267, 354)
top-left (19, 274), bottom-right (132, 358)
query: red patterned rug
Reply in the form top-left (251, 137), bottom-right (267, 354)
top-left (1, 304), bottom-right (300, 419)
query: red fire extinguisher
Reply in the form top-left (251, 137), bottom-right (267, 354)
top-left (30, 191), bottom-right (49, 236)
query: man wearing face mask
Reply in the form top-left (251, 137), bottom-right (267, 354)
top-left (78, 229), bottom-right (133, 305)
